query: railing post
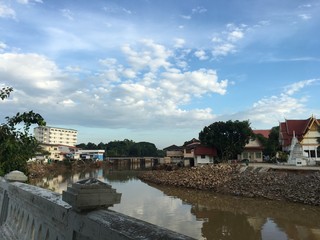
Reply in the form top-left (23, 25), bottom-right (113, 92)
top-left (4, 171), bottom-right (28, 183)
top-left (62, 178), bottom-right (122, 212)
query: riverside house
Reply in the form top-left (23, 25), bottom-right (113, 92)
top-left (164, 140), bottom-right (218, 166)
top-left (239, 130), bottom-right (270, 162)
top-left (163, 145), bottom-right (184, 164)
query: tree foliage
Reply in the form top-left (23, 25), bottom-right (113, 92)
top-left (0, 87), bottom-right (46, 175)
top-left (263, 126), bottom-right (281, 158)
top-left (199, 120), bottom-right (253, 161)
top-left (76, 139), bottom-right (160, 157)
top-left (0, 87), bottom-right (13, 100)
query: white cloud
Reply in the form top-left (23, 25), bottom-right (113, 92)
top-left (0, 4), bottom-right (16, 19)
top-left (0, 53), bottom-right (64, 91)
top-left (285, 79), bottom-right (319, 95)
top-left (122, 39), bottom-right (172, 72)
top-left (227, 30), bottom-right (244, 42)
top-left (299, 4), bottom-right (312, 8)
top-left (298, 14), bottom-right (311, 20)
top-left (61, 9), bottom-right (74, 21)
top-left (160, 69), bottom-right (228, 99)
top-left (211, 37), bottom-right (222, 43)
top-left (0, 42), bottom-right (7, 52)
top-left (181, 15), bottom-right (191, 20)
top-left (122, 68), bottom-right (136, 78)
top-left (192, 6), bottom-right (207, 14)
top-left (226, 79), bottom-right (319, 128)
top-left (99, 58), bottom-right (118, 66)
top-left (211, 24), bottom-right (246, 58)
top-left (58, 99), bottom-right (76, 107)
top-left (212, 43), bottom-right (235, 57)
top-left (194, 50), bottom-right (208, 60)
top-left (122, 8), bottom-right (132, 14)
top-left (0, 38), bottom-right (230, 131)
top-left (174, 38), bottom-right (185, 48)
top-left (16, 0), bottom-right (42, 4)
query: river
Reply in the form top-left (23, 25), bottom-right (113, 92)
top-left (29, 165), bottom-right (320, 240)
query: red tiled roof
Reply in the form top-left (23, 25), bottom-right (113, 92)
top-left (253, 130), bottom-right (270, 138)
top-left (194, 145), bottom-right (217, 156)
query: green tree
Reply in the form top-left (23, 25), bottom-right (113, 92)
top-left (76, 143), bottom-right (87, 149)
top-left (0, 86), bottom-right (13, 100)
top-left (0, 87), bottom-right (46, 175)
top-left (106, 139), bottom-right (135, 157)
top-left (264, 126), bottom-right (281, 158)
top-left (128, 142), bottom-right (158, 157)
top-left (199, 120), bottom-right (253, 161)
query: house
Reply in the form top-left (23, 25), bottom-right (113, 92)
top-left (279, 116), bottom-right (320, 165)
top-left (193, 145), bottom-right (218, 166)
top-left (37, 144), bottom-right (78, 162)
top-left (163, 145), bottom-right (184, 164)
top-left (183, 141), bottom-right (217, 166)
top-left (239, 130), bottom-right (270, 162)
top-left (163, 139), bottom-right (217, 166)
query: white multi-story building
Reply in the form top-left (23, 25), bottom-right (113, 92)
top-left (34, 126), bottom-right (78, 146)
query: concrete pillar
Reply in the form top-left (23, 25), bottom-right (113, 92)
top-left (62, 178), bottom-right (121, 212)
top-left (4, 171), bottom-right (28, 182)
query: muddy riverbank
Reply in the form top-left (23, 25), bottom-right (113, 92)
top-left (138, 164), bottom-right (320, 206)
top-left (27, 161), bottom-right (104, 179)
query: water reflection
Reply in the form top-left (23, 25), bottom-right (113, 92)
top-left (150, 183), bottom-right (320, 240)
top-left (29, 167), bottom-right (320, 240)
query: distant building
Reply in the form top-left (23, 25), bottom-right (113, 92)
top-left (36, 144), bottom-right (105, 162)
top-left (239, 130), bottom-right (270, 162)
top-left (279, 116), bottom-right (320, 165)
top-left (163, 145), bottom-right (184, 164)
top-left (76, 150), bottom-right (105, 161)
top-left (38, 143), bottom-right (78, 162)
top-left (163, 139), bottom-right (217, 167)
top-left (34, 126), bottom-right (78, 146)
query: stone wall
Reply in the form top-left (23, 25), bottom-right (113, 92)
top-left (0, 173), bottom-right (194, 240)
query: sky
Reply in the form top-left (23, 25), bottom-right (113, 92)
top-left (0, 0), bottom-right (320, 149)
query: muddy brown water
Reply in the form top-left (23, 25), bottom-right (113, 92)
top-left (30, 166), bottom-right (320, 240)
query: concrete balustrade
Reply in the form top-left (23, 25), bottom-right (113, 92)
top-left (0, 171), bottom-right (194, 240)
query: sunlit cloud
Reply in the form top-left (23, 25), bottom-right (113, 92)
top-left (0, 3), bottom-right (16, 19)
top-left (299, 14), bottom-right (311, 20)
top-left (194, 50), bottom-right (208, 60)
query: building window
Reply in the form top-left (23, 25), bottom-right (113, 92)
top-left (201, 155), bottom-right (205, 159)
top-left (310, 150), bottom-right (316, 158)
top-left (256, 152), bottom-right (262, 159)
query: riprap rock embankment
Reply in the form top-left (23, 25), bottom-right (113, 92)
top-left (138, 164), bottom-right (320, 206)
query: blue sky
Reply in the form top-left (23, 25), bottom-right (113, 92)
top-left (1, 0), bottom-right (320, 149)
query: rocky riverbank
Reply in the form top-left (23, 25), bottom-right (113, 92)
top-left (138, 164), bottom-right (320, 206)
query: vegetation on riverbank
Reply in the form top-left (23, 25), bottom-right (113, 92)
top-left (27, 161), bottom-right (104, 179)
top-left (138, 164), bottom-right (320, 206)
